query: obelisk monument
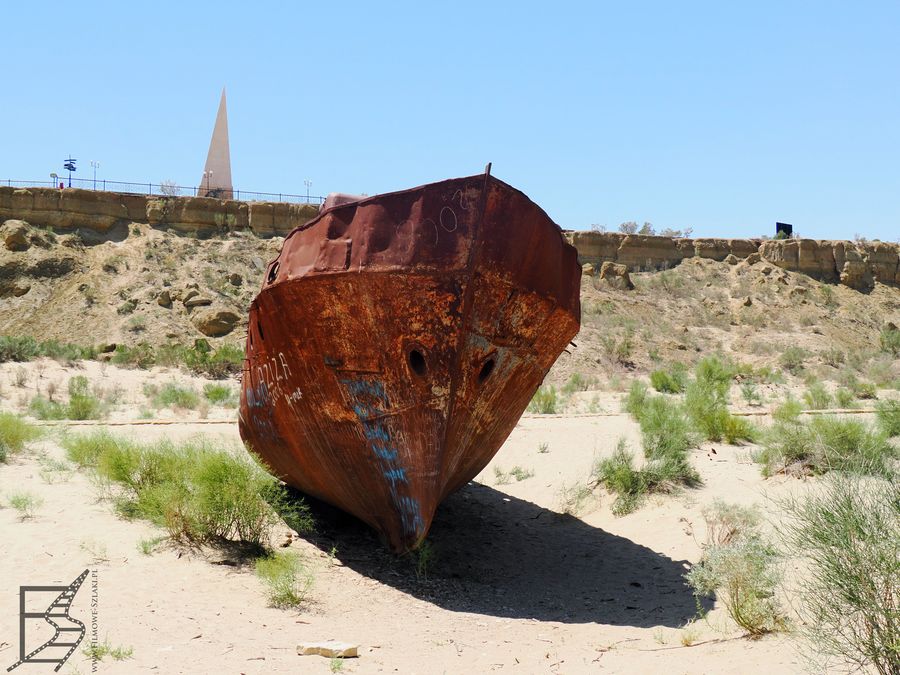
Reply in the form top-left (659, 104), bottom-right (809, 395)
top-left (198, 88), bottom-right (233, 199)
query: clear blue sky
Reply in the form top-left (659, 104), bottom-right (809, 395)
top-left (2, 1), bottom-right (898, 240)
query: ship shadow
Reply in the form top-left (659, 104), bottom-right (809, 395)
top-left (290, 481), bottom-right (708, 628)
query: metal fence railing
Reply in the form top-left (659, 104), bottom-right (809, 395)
top-left (2, 177), bottom-right (324, 204)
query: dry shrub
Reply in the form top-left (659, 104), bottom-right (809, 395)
top-left (780, 477), bottom-right (899, 674)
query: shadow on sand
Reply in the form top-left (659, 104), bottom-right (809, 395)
top-left (291, 481), bottom-right (708, 628)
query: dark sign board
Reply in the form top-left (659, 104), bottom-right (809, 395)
top-left (776, 222), bottom-right (793, 238)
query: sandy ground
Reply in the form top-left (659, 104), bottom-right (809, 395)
top-left (0, 361), bottom-right (854, 674)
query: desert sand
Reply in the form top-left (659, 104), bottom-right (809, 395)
top-left (0, 358), bottom-right (839, 675)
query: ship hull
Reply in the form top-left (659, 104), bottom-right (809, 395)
top-left (239, 172), bottom-right (581, 551)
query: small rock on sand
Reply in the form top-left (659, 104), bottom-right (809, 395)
top-left (297, 641), bottom-right (359, 658)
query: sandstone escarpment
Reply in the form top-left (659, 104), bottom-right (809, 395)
top-left (0, 186), bottom-right (318, 238)
top-left (2, 185), bottom-right (897, 296)
top-left (568, 231), bottom-right (900, 291)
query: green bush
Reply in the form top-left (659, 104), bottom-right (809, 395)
top-left (600, 331), bottom-right (633, 365)
top-left (412, 539), bottom-right (436, 580)
top-left (116, 299), bottom-right (137, 315)
top-left (64, 429), bottom-right (122, 468)
top-left (255, 550), bottom-right (313, 608)
top-left (803, 382), bottom-right (832, 410)
top-left (684, 379), bottom-right (755, 444)
top-left (110, 341), bottom-right (244, 378)
top-left (851, 380), bottom-right (878, 400)
top-left (746, 365), bottom-right (784, 385)
top-left (561, 372), bottom-right (598, 395)
top-left (676, 357), bottom-right (756, 444)
top-left (111, 343), bottom-right (158, 369)
top-left (0, 413), bottom-right (41, 462)
top-left (834, 388), bottom-right (858, 409)
top-left (593, 444), bottom-right (644, 515)
top-left (127, 315), bottom-right (147, 333)
top-left (28, 396), bottom-right (68, 420)
top-left (821, 347), bottom-right (845, 367)
top-left (649, 364), bottom-right (687, 394)
top-left (8, 491), bottom-right (44, 520)
top-left (720, 414), bottom-right (757, 445)
top-left (819, 283), bottom-right (838, 308)
top-left (178, 341), bottom-right (245, 379)
top-left (40, 340), bottom-right (99, 361)
top-left (68, 376), bottom-right (104, 420)
top-left (685, 532), bottom-right (785, 636)
top-left (62, 432), bottom-right (312, 548)
top-left (638, 396), bottom-right (698, 459)
top-left (491, 464), bottom-right (535, 484)
top-left (527, 386), bottom-right (558, 414)
top-left (203, 383), bottom-right (238, 407)
top-left (138, 536), bottom-right (166, 555)
top-left (82, 640), bottom-right (133, 662)
top-left (593, 438), bottom-right (701, 516)
top-left (772, 396), bottom-right (802, 424)
top-left (757, 415), bottom-right (896, 479)
top-left (509, 466), bottom-right (534, 481)
top-left (623, 380), bottom-right (649, 417)
top-left (641, 452), bottom-right (702, 492)
top-left (779, 477), bottom-right (899, 673)
top-left (0, 335), bottom-right (98, 363)
top-left (779, 346), bottom-right (809, 374)
top-left (146, 382), bottom-right (201, 410)
top-left (694, 355), bottom-right (734, 388)
top-left (0, 335), bottom-right (39, 362)
top-left (29, 376), bottom-right (105, 420)
top-left (558, 481), bottom-right (594, 516)
top-left (612, 377), bottom-right (712, 514)
top-left (809, 417), bottom-right (895, 477)
top-left (740, 382), bottom-right (763, 406)
top-left (874, 399), bottom-right (900, 437)
top-left (701, 500), bottom-right (761, 547)
top-left (682, 379), bottom-right (724, 438)
top-left (879, 325), bottom-right (900, 356)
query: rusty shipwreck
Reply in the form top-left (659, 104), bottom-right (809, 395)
top-left (238, 167), bottom-right (581, 551)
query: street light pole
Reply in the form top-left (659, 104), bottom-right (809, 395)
top-left (90, 160), bottom-right (100, 190)
top-left (304, 179), bottom-right (312, 203)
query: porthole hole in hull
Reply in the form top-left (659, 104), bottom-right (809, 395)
top-left (267, 262), bottom-right (280, 284)
top-left (478, 358), bottom-right (495, 383)
top-left (408, 349), bottom-right (427, 377)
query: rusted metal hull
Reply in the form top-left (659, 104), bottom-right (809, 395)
top-left (239, 172), bottom-right (581, 551)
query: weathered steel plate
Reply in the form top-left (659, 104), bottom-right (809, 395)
top-left (239, 171), bottom-right (581, 551)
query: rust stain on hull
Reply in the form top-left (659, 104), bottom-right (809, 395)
top-left (239, 172), bottom-right (581, 551)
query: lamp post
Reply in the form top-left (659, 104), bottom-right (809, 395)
top-left (50, 173), bottom-right (58, 188)
top-left (304, 179), bottom-right (312, 203)
top-left (90, 161), bottom-right (100, 190)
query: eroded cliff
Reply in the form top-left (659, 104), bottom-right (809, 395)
top-left (569, 231), bottom-right (900, 291)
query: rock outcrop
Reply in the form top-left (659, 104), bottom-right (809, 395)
top-left (0, 187), bottom-right (318, 239)
top-left (567, 231), bottom-right (900, 292)
top-left (2, 187), bottom-right (898, 294)
top-left (598, 261), bottom-right (634, 290)
top-left (2, 220), bottom-right (31, 251)
top-left (191, 307), bottom-right (241, 337)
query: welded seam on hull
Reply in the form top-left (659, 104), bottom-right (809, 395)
top-left (435, 170), bottom-right (494, 490)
